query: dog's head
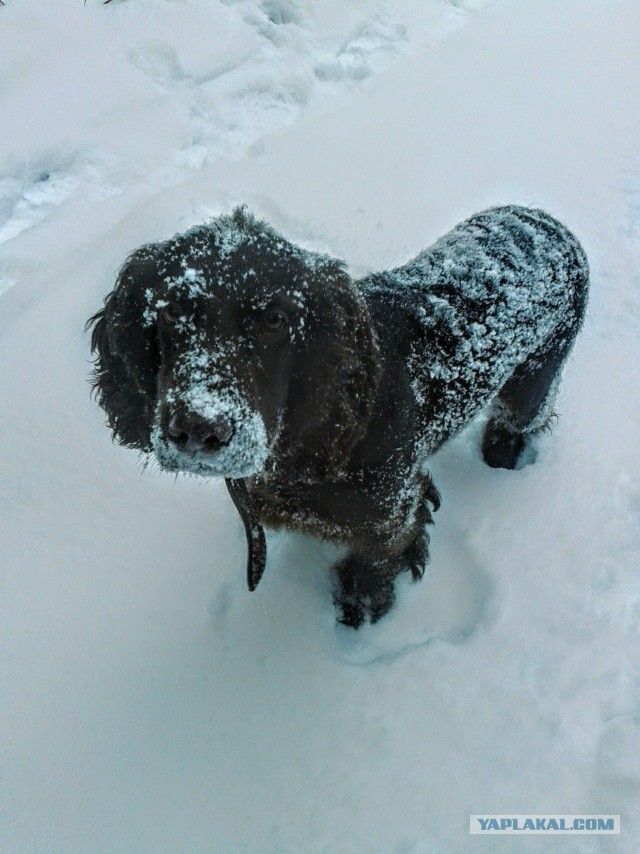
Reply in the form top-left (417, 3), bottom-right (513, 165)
top-left (88, 208), bottom-right (379, 479)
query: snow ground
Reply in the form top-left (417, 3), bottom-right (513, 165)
top-left (1, 1), bottom-right (639, 852)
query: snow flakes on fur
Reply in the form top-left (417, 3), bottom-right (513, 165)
top-left (360, 205), bottom-right (589, 453)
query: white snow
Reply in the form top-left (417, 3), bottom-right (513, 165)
top-left (1, 1), bottom-right (639, 852)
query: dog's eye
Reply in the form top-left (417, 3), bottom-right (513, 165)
top-left (160, 302), bottom-right (183, 325)
top-left (262, 308), bottom-right (287, 333)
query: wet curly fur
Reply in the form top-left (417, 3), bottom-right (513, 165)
top-left (88, 205), bottom-right (588, 627)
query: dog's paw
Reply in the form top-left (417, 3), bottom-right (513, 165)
top-left (333, 555), bottom-right (396, 629)
top-left (482, 425), bottom-right (529, 470)
top-left (335, 583), bottom-right (397, 629)
top-left (335, 593), bottom-right (367, 629)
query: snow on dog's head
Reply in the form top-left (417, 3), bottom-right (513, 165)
top-left (88, 206), bottom-right (377, 480)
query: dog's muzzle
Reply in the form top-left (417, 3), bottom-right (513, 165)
top-left (151, 387), bottom-right (270, 479)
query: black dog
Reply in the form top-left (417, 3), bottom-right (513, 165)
top-left (88, 206), bottom-right (588, 627)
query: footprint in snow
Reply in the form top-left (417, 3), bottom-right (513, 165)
top-left (0, 167), bottom-right (75, 245)
top-left (332, 521), bottom-right (492, 665)
top-left (314, 17), bottom-right (407, 83)
top-left (0, 157), bottom-right (112, 247)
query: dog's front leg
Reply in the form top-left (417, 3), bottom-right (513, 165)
top-left (333, 473), bottom-right (440, 628)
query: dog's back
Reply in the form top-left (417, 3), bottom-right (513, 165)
top-left (359, 205), bottom-right (589, 455)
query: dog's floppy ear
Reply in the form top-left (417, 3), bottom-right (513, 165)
top-left (87, 253), bottom-right (159, 451)
top-left (285, 265), bottom-right (381, 476)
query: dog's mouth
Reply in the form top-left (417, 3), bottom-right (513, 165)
top-left (151, 389), bottom-right (271, 479)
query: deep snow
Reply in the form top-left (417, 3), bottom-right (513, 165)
top-left (1, 1), bottom-right (639, 852)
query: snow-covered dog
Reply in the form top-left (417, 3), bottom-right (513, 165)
top-left (88, 205), bottom-right (588, 627)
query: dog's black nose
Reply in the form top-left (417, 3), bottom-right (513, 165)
top-left (167, 412), bottom-right (234, 453)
